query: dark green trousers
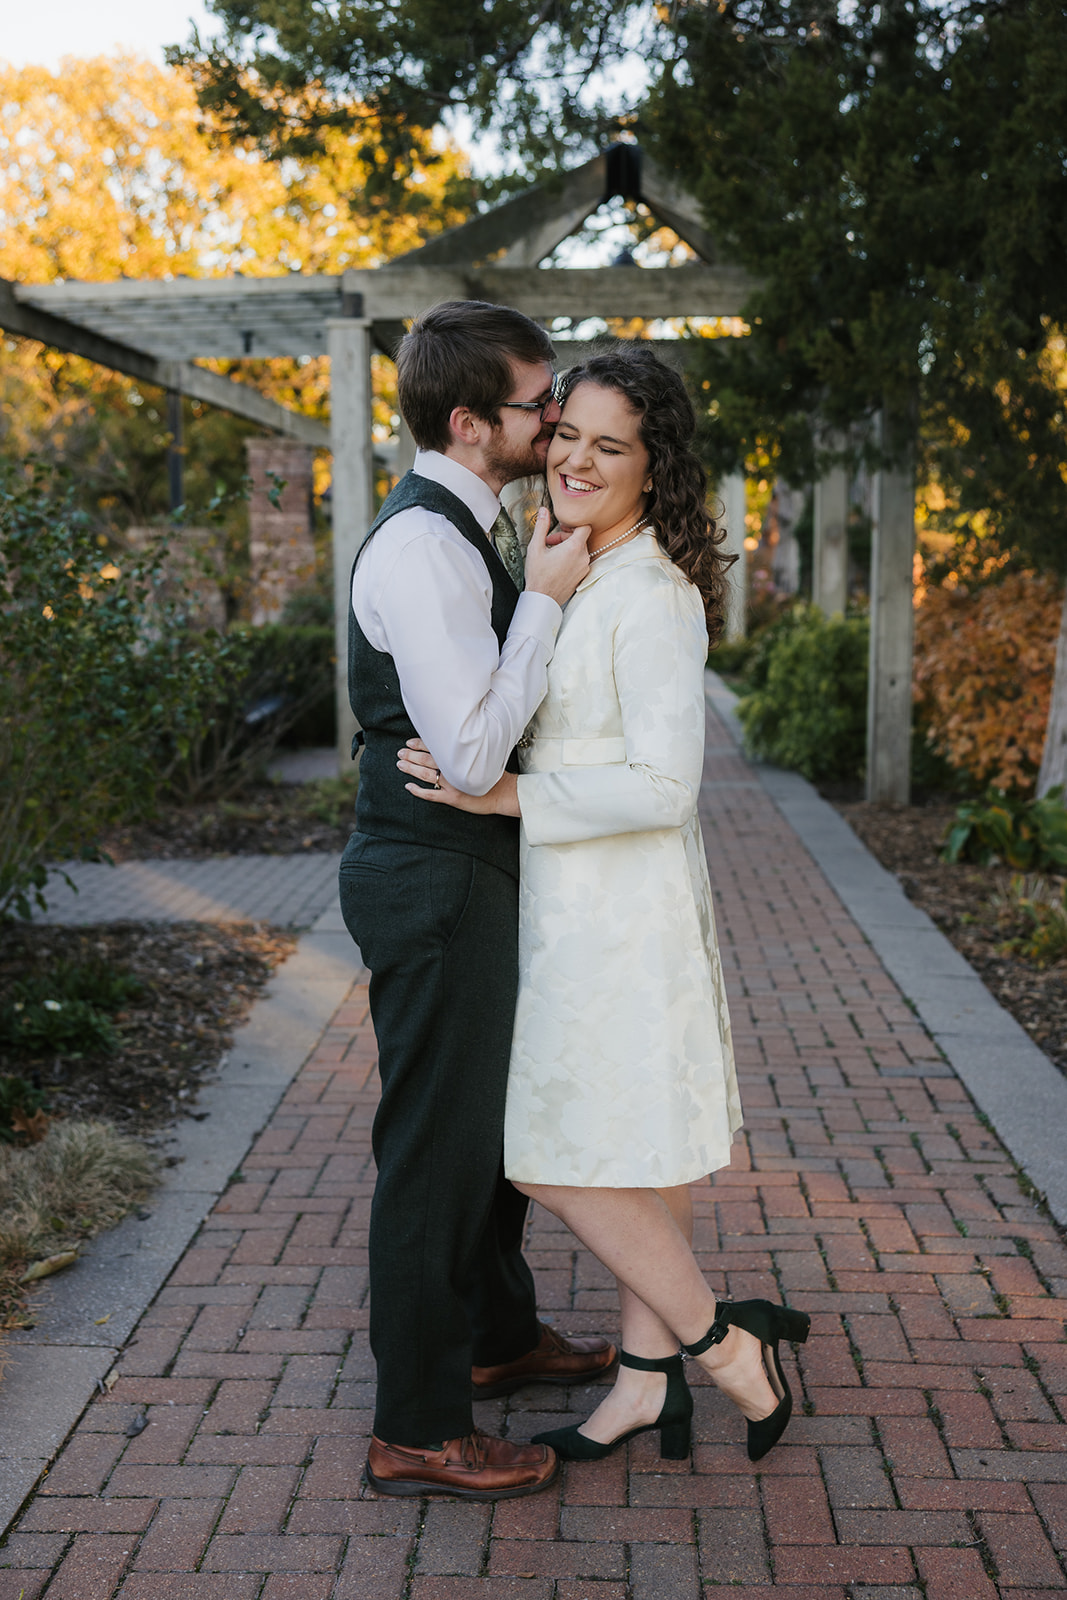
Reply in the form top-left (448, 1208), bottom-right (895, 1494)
top-left (338, 832), bottom-right (540, 1445)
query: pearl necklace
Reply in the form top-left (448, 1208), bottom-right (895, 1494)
top-left (588, 518), bottom-right (649, 561)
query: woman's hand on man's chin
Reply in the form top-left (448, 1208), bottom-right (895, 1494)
top-left (396, 739), bottom-right (521, 817)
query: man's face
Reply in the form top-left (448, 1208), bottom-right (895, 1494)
top-left (483, 359), bottom-right (559, 486)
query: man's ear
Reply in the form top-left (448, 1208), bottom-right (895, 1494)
top-left (447, 405), bottom-right (486, 447)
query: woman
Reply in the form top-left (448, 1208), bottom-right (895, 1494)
top-left (397, 347), bottom-right (809, 1462)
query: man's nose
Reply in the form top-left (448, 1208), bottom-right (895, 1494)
top-left (541, 396), bottom-right (562, 426)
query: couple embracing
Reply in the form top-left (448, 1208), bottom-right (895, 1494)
top-left (338, 299), bottom-right (810, 1501)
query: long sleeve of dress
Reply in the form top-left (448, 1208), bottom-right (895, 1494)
top-left (517, 572), bottom-right (708, 847)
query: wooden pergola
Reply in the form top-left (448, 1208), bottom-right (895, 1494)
top-left (2, 145), bottom-right (914, 800)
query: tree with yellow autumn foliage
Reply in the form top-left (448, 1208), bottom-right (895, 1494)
top-left (0, 54), bottom-right (470, 539)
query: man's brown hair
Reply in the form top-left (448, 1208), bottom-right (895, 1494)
top-left (396, 299), bottom-right (555, 452)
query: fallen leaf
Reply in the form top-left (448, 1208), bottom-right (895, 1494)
top-left (94, 1314), bottom-right (111, 1326)
top-left (11, 1108), bottom-right (49, 1144)
top-left (125, 1413), bottom-right (149, 1438)
top-left (20, 1249), bottom-right (78, 1283)
top-left (103, 1369), bottom-right (118, 1392)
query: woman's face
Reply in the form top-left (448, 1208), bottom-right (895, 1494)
top-left (546, 380), bottom-right (651, 539)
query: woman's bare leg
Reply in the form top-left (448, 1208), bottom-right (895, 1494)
top-left (517, 1182), bottom-right (778, 1423)
top-left (574, 1185), bottom-right (694, 1443)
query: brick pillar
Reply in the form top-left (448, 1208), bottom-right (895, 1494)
top-left (245, 438), bottom-right (316, 623)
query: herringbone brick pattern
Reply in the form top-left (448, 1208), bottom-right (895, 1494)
top-left (3, 702), bottom-right (1066, 1598)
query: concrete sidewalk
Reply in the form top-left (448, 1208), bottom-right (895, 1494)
top-left (3, 689), bottom-right (1066, 1598)
top-left (33, 854), bottom-right (343, 929)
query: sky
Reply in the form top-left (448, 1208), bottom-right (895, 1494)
top-left (2, 0), bottom-right (221, 71)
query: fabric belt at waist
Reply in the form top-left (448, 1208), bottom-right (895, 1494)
top-left (520, 735), bottom-right (628, 766)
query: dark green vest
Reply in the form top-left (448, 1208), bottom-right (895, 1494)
top-left (348, 471), bottom-right (521, 876)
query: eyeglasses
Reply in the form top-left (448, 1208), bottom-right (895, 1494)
top-left (499, 373), bottom-right (564, 421)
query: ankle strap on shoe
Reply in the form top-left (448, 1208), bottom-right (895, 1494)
top-left (681, 1307), bottom-right (731, 1358)
top-left (619, 1349), bottom-right (683, 1372)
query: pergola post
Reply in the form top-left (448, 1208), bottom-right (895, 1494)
top-left (719, 473), bottom-right (748, 641)
top-left (396, 416), bottom-right (417, 477)
top-left (166, 387), bottom-right (184, 512)
top-left (812, 436), bottom-right (849, 615)
top-left (866, 413), bottom-right (915, 803)
top-left (328, 316), bottom-right (376, 774)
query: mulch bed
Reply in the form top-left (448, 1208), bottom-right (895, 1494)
top-left (0, 922), bottom-right (296, 1137)
top-left (99, 779), bottom-right (357, 860)
top-left (837, 800), bottom-right (1067, 1078)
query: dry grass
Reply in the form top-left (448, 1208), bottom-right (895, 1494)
top-left (0, 1121), bottom-right (157, 1326)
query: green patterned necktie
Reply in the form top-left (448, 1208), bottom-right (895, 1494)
top-left (491, 506), bottom-right (525, 591)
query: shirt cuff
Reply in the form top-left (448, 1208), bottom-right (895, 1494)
top-left (511, 590), bottom-right (562, 650)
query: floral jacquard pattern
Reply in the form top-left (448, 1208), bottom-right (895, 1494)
top-left (506, 533), bottom-right (742, 1188)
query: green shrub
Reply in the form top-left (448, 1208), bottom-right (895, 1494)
top-left (281, 586), bottom-right (333, 628)
top-left (735, 605), bottom-right (809, 693)
top-left (0, 961), bottom-right (143, 1059)
top-left (708, 637), bottom-right (756, 678)
top-left (159, 623), bottom-right (335, 801)
top-left (941, 788), bottom-right (1067, 872)
top-left (736, 607), bottom-right (870, 783)
top-left (0, 464), bottom-right (245, 918)
top-left (996, 875), bottom-right (1067, 968)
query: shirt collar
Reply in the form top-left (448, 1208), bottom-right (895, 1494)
top-left (414, 449), bottom-right (500, 535)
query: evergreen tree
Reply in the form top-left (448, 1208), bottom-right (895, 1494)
top-left (643, 1), bottom-right (1067, 570)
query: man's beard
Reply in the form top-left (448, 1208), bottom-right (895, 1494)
top-left (484, 425), bottom-right (551, 485)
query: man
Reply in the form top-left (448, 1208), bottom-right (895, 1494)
top-left (339, 300), bottom-right (615, 1500)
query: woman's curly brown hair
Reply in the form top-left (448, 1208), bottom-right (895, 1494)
top-left (558, 346), bottom-right (735, 641)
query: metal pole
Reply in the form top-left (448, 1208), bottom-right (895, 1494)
top-left (327, 317), bottom-right (376, 775)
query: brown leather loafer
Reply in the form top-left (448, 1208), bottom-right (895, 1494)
top-left (365, 1428), bottom-right (558, 1500)
top-left (472, 1321), bottom-right (619, 1399)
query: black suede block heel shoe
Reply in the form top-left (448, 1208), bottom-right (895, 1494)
top-left (531, 1349), bottom-right (693, 1462)
top-left (683, 1298), bottom-right (811, 1463)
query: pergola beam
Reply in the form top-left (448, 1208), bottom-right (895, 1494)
top-left (14, 274), bottom-right (344, 362)
top-left (392, 151), bottom-right (724, 271)
top-left (0, 278), bottom-right (328, 446)
top-left (640, 157), bottom-right (722, 265)
top-left (390, 156), bottom-right (608, 269)
top-left (343, 265), bottom-right (756, 322)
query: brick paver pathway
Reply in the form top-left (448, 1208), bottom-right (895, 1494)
top-left (4, 702), bottom-right (1066, 1599)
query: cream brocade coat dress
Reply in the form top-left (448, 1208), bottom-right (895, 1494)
top-left (505, 530), bottom-right (743, 1189)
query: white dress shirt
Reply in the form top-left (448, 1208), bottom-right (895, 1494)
top-left (351, 450), bottom-right (561, 795)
